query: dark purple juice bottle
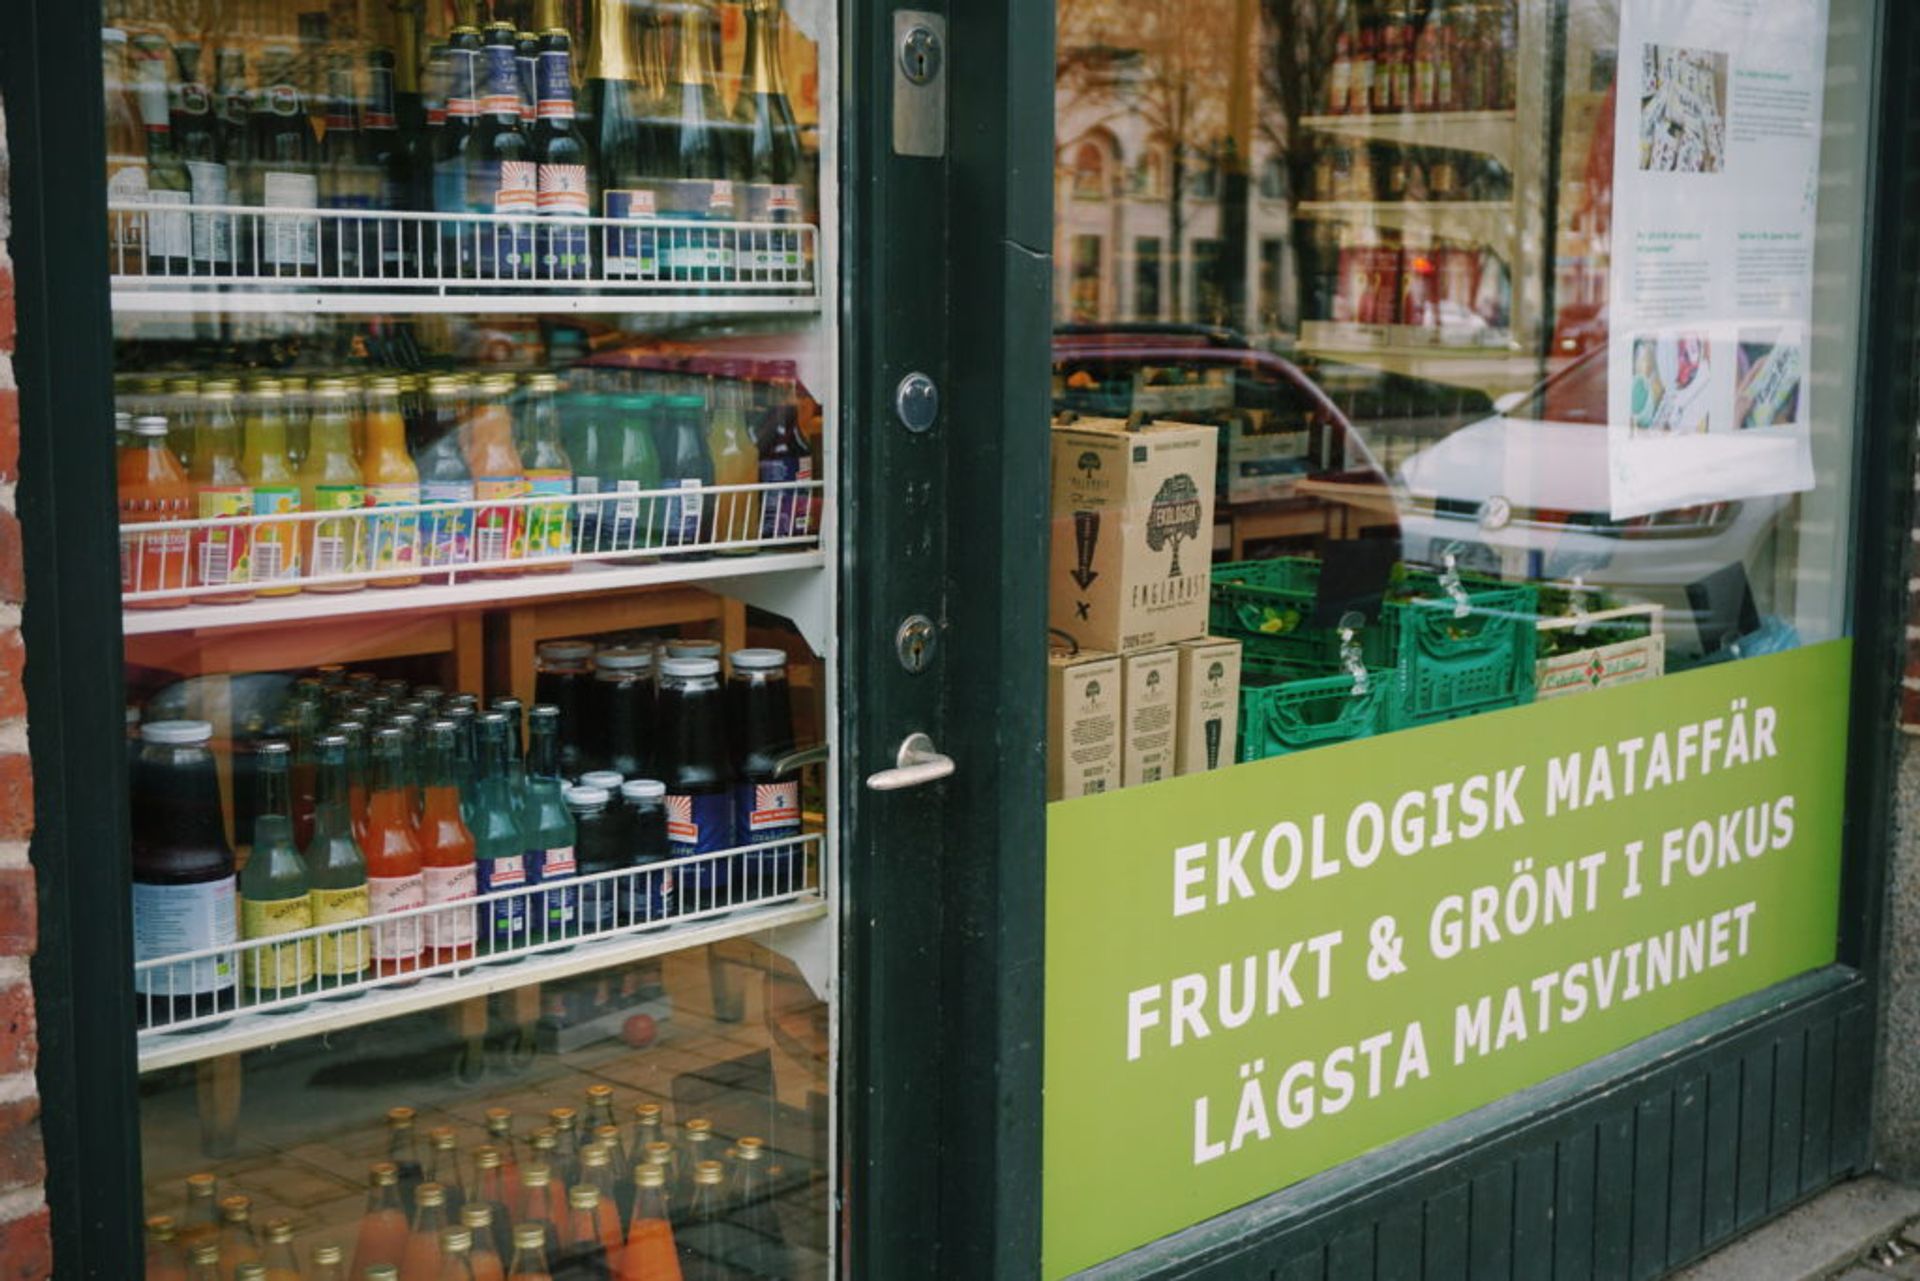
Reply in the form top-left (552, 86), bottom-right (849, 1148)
top-left (130, 720), bottom-right (239, 1027)
top-left (657, 657), bottom-right (734, 912)
top-left (727, 648), bottom-right (801, 899)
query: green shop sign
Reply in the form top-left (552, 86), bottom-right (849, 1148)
top-left (1043, 641), bottom-right (1850, 1277)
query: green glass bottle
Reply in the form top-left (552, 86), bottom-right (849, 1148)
top-left (523, 705), bottom-right (579, 945)
top-left (611, 393), bottom-right (663, 556)
top-left (473, 711), bottom-right (531, 958)
top-left (239, 740), bottom-right (314, 1007)
top-left (306, 732), bottom-right (370, 995)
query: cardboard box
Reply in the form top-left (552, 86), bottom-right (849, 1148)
top-left (1226, 416), bottom-right (1311, 504)
top-left (1050, 419), bottom-right (1219, 654)
top-left (1047, 649), bottom-right (1122, 801)
top-left (1121, 647), bottom-right (1180, 788)
top-left (1175, 637), bottom-right (1243, 774)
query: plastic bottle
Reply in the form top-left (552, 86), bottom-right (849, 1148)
top-left (656, 395), bottom-right (714, 556)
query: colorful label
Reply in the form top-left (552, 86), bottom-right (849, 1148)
top-left (524, 471), bottom-right (574, 559)
top-left (311, 884), bottom-right (370, 979)
top-left (445, 50), bottom-right (480, 117)
top-left (477, 852), bottom-right (530, 951)
top-left (536, 845), bottom-right (578, 939)
top-left (663, 478), bottom-right (703, 547)
top-left (736, 778), bottom-right (802, 899)
top-left (186, 160), bottom-right (231, 265)
top-left (483, 46), bottom-right (522, 115)
top-left (537, 164), bottom-right (590, 216)
top-left (366, 482), bottom-right (421, 575)
top-left (573, 475), bottom-right (605, 548)
top-left (666, 791), bottom-right (734, 907)
top-left (420, 479), bottom-right (475, 568)
top-left (759, 455), bottom-right (811, 537)
top-left (473, 476), bottom-right (530, 564)
top-left (241, 894), bottom-right (314, 992)
top-left (536, 51), bottom-right (575, 116)
top-left (195, 485), bottom-right (252, 587)
top-left (366, 872), bottom-right (426, 963)
top-left (131, 877), bottom-right (237, 996)
top-left (250, 485), bottom-right (303, 586)
top-left (423, 863), bottom-right (478, 951)
top-left (604, 190), bottom-right (659, 277)
top-left (310, 483), bottom-right (366, 579)
top-left (494, 160), bottom-right (537, 215)
top-left (262, 171), bottom-right (319, 267)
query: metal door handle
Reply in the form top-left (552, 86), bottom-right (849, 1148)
top-left (864, 732), bottom-right (956, 791)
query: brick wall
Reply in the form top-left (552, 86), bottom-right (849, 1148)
top-left (0, 98), bottom-right (50, 1281)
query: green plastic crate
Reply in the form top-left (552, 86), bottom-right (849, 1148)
top-left (1238, 657), bottom-right (1396, 762)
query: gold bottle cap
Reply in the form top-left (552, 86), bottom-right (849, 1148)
top-left (693, 1159), bottom-right (724, 1186)
top-left (581, 1143), bottom-right (611, 1168)
top-left (311, 1244), bottom-right (343, 1265)
top-left (531, 1128), bottom-right (558, 1152)
top-left (522, 1163), bottom-right (553, 1188)
top-left (191, 1243), bottom-right (220, 1264)
top-left (429, 1126), bottom-right (458, 1151)
top-left (186, 1172), bottom-right (218, 1194)
top-left (474, 1144), bottom-right (503, 1170)
top-left (416, 1182), bottom-right (446, 1208)
top-left (167, 377), bottom-right (201, 394)
top-left (736, 1136), bottom-right (766, 1162)
top-left (634, 1163), bottom-right (666, 1189)
top-left (485, 1106), bottom-right (513, 1133)
top-left (235, 1265), bottom-right (267, 1281)
top-left (265, 1217), bottom-right (295, 1243)
top-left (367, 376), bottom-right (401, 394)
top-left (461, 1203), bottom-right (494, 1229)
top-left (585, 1084), bottom-right (613, 1104)
top-left (593, 1125), bottom-right (621, 1146)
top-left (144, 1215), bottom-right (176, 1240)
top-left (370, 1161), bottom-right (400, 1186)
top-left (218, 1194), bottom-right (251, 1222)
top-left (387, 1106), bottom-right (416, 1127)
top-left (568, 1184), bottom-right (599, 1210)
top-left (643, 1141), bottom-right (673, 1165)
top-left (427, 375), bottom-right (463, 396)
top-left (364, 1267), bottom-right (398, 1281)
top-left (313, 378), bottom-right (352, 398)
top-left (632, 1102), bottom-right (662, 1124)
top-left (201, 383), bottom-right (237, 401)
top-left (513, 1222), bottom-right (547, 1249)
top-left (530, 372), bottom-right (561, 392)
top-left (440, 1226), bottom-right (473, 1252)
top-left (549, 1106), bottom-right (578, 1129)
top-left (683, 1117), bottom-right (713, 1135)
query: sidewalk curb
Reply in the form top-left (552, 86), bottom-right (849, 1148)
top-left (1666, 1176), bottom-right (1920, 1281)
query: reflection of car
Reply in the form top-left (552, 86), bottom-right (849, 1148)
top-left (1396, 347), bottom-right (1788, 657)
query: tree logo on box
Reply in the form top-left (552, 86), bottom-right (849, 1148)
top-left (1077, 450), bottom-right (1102, 479)
top-left (1147, 473), bottom-right (1203, 578)
top-left (1207, 660), bottom-right (1226, 689)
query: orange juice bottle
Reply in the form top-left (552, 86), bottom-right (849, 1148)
top-left (241, 380), bottom-right (303, 596)
top-left (361, 376), bottom-right (422, 588)
top-left (706, 365), bottom-right (759, 551)
top-left (465, 373), bottom-right (529, 574)
top-left (616, 1163), bottom-right (681, 1281)
top-left (504, 1223), bottom-right (552, 1281)
top-left (260, 1217), bottom-right (302, 1281)
top-left (364, 727), bottom-right (427, 977)
top-left (120, 415), bottom-right (195, 607)
top-left (352, 1163), bottom-right (411, 1279)
top-left (188, 382), bottom-right (254, 604)
top-left (297, 378), bottom-right (367, 593)
top-left (418, 720), bottom-right (477, 966)
top-left (400, 1182), bottom-right (449, 1281)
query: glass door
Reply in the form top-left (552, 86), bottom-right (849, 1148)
top-left (97, 1), bottom-right (842, 1275)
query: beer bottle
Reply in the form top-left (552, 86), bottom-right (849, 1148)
top-left (532, 23), bottom-right (595, 279)
top-left (361, 42), bottom-right (417, 266)
top-left (734, 0), bottom-right (802, 241)
top-left (475, 23), bottom-right (538, 276)
top-left (402, 1182), bottom-right (452, 1281)
top-left (656, 396), bottom-right (714, 554)
top-left (674, 1161), bottom-right (727, 1281)
top-left (438, 1226), bottom-right (481, 1281)
top-left (307, 732), bottom-right (371, 993)
top-left (433, 24), bottom-right (486, 276)
top-left (517, 32), bottom-right (541, 129)
top-left (461, 1204), bottom-right (508, 1281)
top-left (387, 5), bottom-right (434, 267)
top-left (353, 1163), bottom-right (410, 1277)
top-left (239, 739), bottom-right (315, 1006)
top-left (147, 1214), bottom-right (188, 1281)
top-left (526, 707), bottom-right (580, 944)
top-left (260, 1218), bottom-right (301, 1281)
top-left (726, 648), bottom-right (800, 898)
top-left (619, 1163), bottom-right (678, 1281)
top-left (474, 711), bottom-right (532, 955)
top-left (188, 381), bottom-right (254, 604)
top-left (172, 43), bottom-right (229, 275)
top-left (308, 1243), bottom-right (347, 1281)
top-left (131, 722), bottom-right (238, 1026)
top-left (585, 0), bottom-right (655, 277)
top-left (727, 1137), bottom-right (786, 1276)
top-left (318, 52), bottom-right (375, 278)
top-left (103, 29), bottom-right (149, 273)
top-left (250, 46), bottom-right (319, 277)
top-left (136, 52), bottom-right (192, 277)
top-left (241, 381), bottom-right (303, 596)
top-left (471, 1148), bottom-right (516, 1261)
top-left (186, 1242), bottom-right (220, 1281)
top-left (668, 1), bottom-right (733, 186)
top-left (506, 1222), bottom-right (554, 1281)
top-left (297, 378), bottom-right (368, 591)
top-left (366, 728), bottom-right (427, 977)
top-left (217, 1194), bottom-right (262, 1278)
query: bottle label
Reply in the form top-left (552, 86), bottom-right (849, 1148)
top-left (423, 863), bottom-right (478, 950)
top-left (178, 82), bottom-right (212, 115)
top-left (536, 845), bottom-right (578, 938)
top-left (493, 160), bottom-right (538, 216)
top-left (262, 171), bottom-right (320, 266)
top-left (664, 478), bottom-right (703, 547)
top-left (185, 160), bottom-right (232, 265)
top-left (241, 894), bottom-right (314, 992)
top-left (366, 67), bottom-right (398, 129)
top-left (478, 853), bottom-right (530, 951)
top-left (483, 47), bottom-right (521, 115)
top-left (536, 51), bottom-right (575, 116)
top-left (666, 791), bottom-right (734, 904)
top-left (446, 50), bottom-right (481, 118)
top-left (736, 778), bottom-right (802, 899)
top-left (603, 190), bottom-right (659, 277)
top-left (131, 877), bottom-right (238, 996)
top-left (311, 483), bottom-right (367, 578)
top-left (473, 476), bottom-right (529, 564)
top-left (146, 188), bottom-right (193, 263)
top-left (524, 471), bottom-right (574, 559)
top-left (195, 485), bottom-right (253, 586)
top-left (267, 82), bottom-right (301, 116)
top-left (420, 479), bottom-right (475, 567)
top-left (366, 482), bottom-right (421, 574)
top-left (311, 884), bottom-right (371, 979)
top-left (537, 163), bottom-right (590, 216)
top-left (758, 455), bottom-right (810, 538)
top-left (367, 872), bottom-right (427, 962)
top-left (250, 485), bottom-right (303, 585)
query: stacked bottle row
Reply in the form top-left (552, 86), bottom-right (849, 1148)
top-left (144, 1091), bottom-right (790, 1279)
top-left (103, 0), bottom-right (812, 283)
top-left (1321, 225), bottom-right (1512, 333)
top-left (130, 644), bottom-right (808, 1026)
top-left (1322, 0), bottom-right (1518, 117)
top-left (116, 362), bottom-right (817, 603)
top-left (1309, 142), bottom-right (1513, 206)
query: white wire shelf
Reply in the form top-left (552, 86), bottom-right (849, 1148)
top-left (120, 480), bottom-right (824, 633)
top-left (1300, 110), bottom-right (1519, 167)
top-left (135, 833), bottom-right (826, 1072)
top-left (108, 201), bottom-right (821, 316)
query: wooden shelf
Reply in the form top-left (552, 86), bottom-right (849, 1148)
top-left (1301, 110), bottom-right (1519, 167)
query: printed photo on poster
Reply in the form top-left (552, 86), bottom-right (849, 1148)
top-left (1736, 329), bottom-right (1805, 430)
top-left (1629, 332), bottom-right (1712, 435)
top-left (1638, 45), bottom-right (1728, 173)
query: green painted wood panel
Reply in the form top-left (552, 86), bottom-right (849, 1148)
top-left (1594, 1110), bottom-right (1635, 1281)
top-left (1469, 1166), bottom-right (1514, 1280)
top-left (1424, 1184), bottom-right (1470, 1281)
top-left (1375, 1204), bottom-right (1423, 1281)
top-left (1703, 1061), bottom-right (1743, 1242)
top-left (1770, 1029), bottom-right (1808, 1208)
top-left (1737, 1045), bottom-right (1776, 1227)
top-left (1327, 1226), bottom-right (1374, 1279)
top-left (1667, 1073), bottom-right (1709, 1263)
top-left (1833, 1004), bottom-right (1872, 1171)
top-left (1512, 1144), bottom-right (1557, 1277)
top-left (1556, 1126), bottom-right (1598, 1281)
top-left (1273, 1247), bottom-right (1323, 1281)
top-left (1631, 1094), bottom-right (1673, 1279)
top-left (1800, 1019), bottom-right (1837, 1193)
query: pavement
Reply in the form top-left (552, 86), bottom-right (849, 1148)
top-left (1668, 1176), bottom-right (1920, 1280)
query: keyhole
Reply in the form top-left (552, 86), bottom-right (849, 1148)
top-left (896, 614), bottom-right (937, 674)
top-left (900, 26), bottom-right (942, 85)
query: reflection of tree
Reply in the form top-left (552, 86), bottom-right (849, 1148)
top-left (1257, 0), bottom-right (1351, 336)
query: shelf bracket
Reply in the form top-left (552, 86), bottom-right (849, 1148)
top-left (715, 563), bottom-right (832, 656)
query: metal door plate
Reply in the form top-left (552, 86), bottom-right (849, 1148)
top-left (892, 11), bottom-right (947, 158)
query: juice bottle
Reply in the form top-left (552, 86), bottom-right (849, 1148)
top-left (131, 722), bottom-right (238, 1027)
top-left (425, 1128), bottom-right (468, 1218)
top-left (188, 382), bottom-right (254, 604)
top-left (146, 1215), bottom-right (188, 1281)
top-left (705, 365), bottom-right (759, 551)
top-left (461, 1204), bottom-right (507, 1281)
top-left (308, 1244), bottom-right (346, 1281)
top-left (755, 364), bottom-right (814, 540)
top-left (483, 1110), bottom-right (521, 1211)
top-left (217, 1194), bottom-right (261, 1279)
top-left (307, 732), bottom-right (371, 994)
top-left (519, 373), bottom-right (574, 572)
top-left (608, 394), bottom-right (663, 561)
top-left (616, 1163), bottom-right (681, 1281)
top-left (239, 739), bottom-right (315, 1007)
top-left (418, 375), bottom-right (476, 572)
top-left (179, 1174), bottom-right (220, 1251)
top-left (726, 648), bottom-right (801, 899)
top-left (362, 376), bottom-right (422, 586)
top-left (260, 1218), bottom-right (302, 1281)
top-left (241, 380), bottom-right (303, 596)
top-left (119, 415), bottom-right (195, 606)
top-left (505, 1223), bottom-right (553, 1281)
top-left (296, 378), bottom-right (367, 592)
top-left (727, 1137), bottom-right (788, 1277)
top-left (436, 1226), bottom-right (480, 1281)
top-left (353, 1163), bottom-right (410, 1278)
top-left (517, 1166), bottom-right (563, 1259)
top-left (657, 659), bottom-right (733, 913)
top-left (401, 1182), bottom-right (450, 1281)
top-left (466, 373), bottom-right (529, 573)
top-left (560, 1184), bottom-right (616, 1280)
top-left (656, 395), bottom-right (714, 557)
top-left (419, 719), bottom-right (479, 966)
top-left (364, 727), bottom-right (427, 977)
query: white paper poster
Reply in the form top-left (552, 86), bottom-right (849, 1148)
top-left (1606, 0), bottom-right (1827, 520)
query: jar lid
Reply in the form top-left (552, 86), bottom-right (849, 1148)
top-left (729, 647), bottom-right (788, 671)
top-left (621, 779), bottom-right (667, 801)
top-left (141, 720), bottom-right (213, 745)
top-left (661, 657), bottom-right (720, 678)
top-left (132, 415), bottom-right (170, 437)
top-left (537, 639), bottom-right (596, 661)
top-left (666, 639), bottom-right (723, 658)
top-left (579, 771), bottom-right (625, 791)
top-left (564, 786), bottom-right (611, 809)
top-left (595, 646), bottom-right (654, 671)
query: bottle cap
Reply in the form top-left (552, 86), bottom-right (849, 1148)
top-left (633, 1101), bottom-right (663, 1122)
top-left (665, 639), bottom-right (723, 658)
top-left (670, 394), bottom-right (705, 410)
top-left (537, 639), bottom-right (595, 662)
top-left (736, 1136), bottom-right (766, 1161)
top-left (191, 1243), bottom-right (219, 1265)
top-left (132, 415), bottom-right (170, 438)
top-left (660, 657), bottom-right (719, 679)
top-left (581, 1143), bottom-right (611, 1168)
top-left (144, 1215), bottom-right (176, 1240)
top-left (522, 1163), bottom-right (553, 1187)
top-left (370, 1162), bottom-right (399, 1186)
top-left (528, 373), bottom-right (561, 392)
top-left (530, 704), bottom-right (560, 722)
top-left (474, 1144), bottom-right (502, 1170)
top-left (364, 1267), bottom-right (398, 1281)
top-left (367, 376), bottom-right (400, 393)
top-left (235, 1265), bottom-right (267, 1281)
top-left (311, 1244), bottom-right (343, 1265)
top-left (484, 1107), bottom-right (512, 1133)
top-left (643, 1140), bottom-right (672, 1164)
top-left (635, 1163), bottom-right (666, 1188)
top-left (568, 1184), bottom-right (600, 1209)
top-left (513, 1222), bottom-right (548, 1249)
top-left (461, 1203), bottom-right (494, 1228)
top-left (387, 1106), bottom-right (416, 1126)
top-left (429, 1125), bottom-right (457, 1150)
top-left (186, 1172), bottom-right (217, 1194)
top-left (684, 1117), bottom-right (713, 1135)
top-left (693, 1159), bottom-right (724, 1185)
top-left (416, 1182), bottom-right (446, 1208)
top-left (255, 739), bottom-right (291, 759)
top-left (549, 1106), bottom-right (577, 1127)
top-left (586, 1083), bottom-right (614, 1103)
top-left (265, 1217), bottom-right (295, 1243)
top-left (440, 1226), bottom-right (473, 1252)
top-left (141, 720), bottom-right (213, 745)
top-left (219, 1194), bottom-right (251, 1221)
top-left (621, 779), bottom-right (667, 802)
top-left (579, 771), bottom-right (625, 792)
top-left (564, 785), bottom-right (610, 810)
top-left (729, 647), bottom-right (788, 671)
top-left (593, 646), bottom-right (653, 671)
